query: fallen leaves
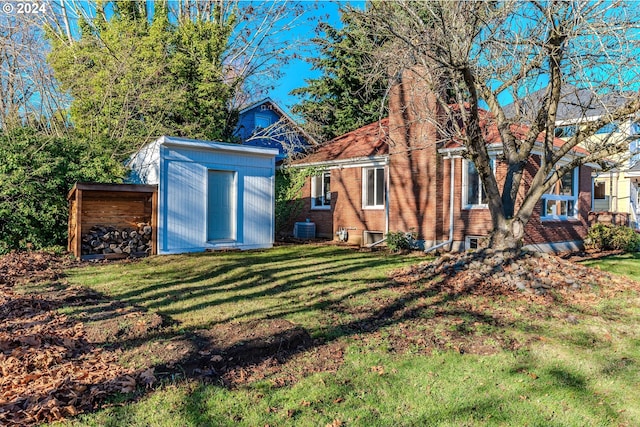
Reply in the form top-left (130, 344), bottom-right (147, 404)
top-left (0, 252), bottom-right (153, 426)
top-left (0, 251), bottom-right (77, 287)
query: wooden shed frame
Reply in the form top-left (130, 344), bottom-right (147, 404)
top-left (67, 183), bottom-right (158, 259)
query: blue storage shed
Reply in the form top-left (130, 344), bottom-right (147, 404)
top-left (128, 136), bottom-right (278, 254)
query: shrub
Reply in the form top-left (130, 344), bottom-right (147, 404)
top-left (585, 223), bottom-right (640, 252)
top-left (0, 128), bottom-right (125, 254)
top-left (386, 231), bottom-right (415, 252)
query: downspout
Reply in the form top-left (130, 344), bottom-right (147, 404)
top-left (425, 153), bottom-right (455, 253)
top-left (385, 156), bottom-right (390, 236)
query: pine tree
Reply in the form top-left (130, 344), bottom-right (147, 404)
top-left (48, 0), bottom-right (235, 156)
top-left (291, 8), bottom-right (388, 142)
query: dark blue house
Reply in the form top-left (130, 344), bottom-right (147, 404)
top-left (234, 98), bottom-right (314, 162)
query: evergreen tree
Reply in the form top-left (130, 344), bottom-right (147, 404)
top-left (48, 0), bottom-right (236, 156)
top-left (0, 128), bottom-right (124, 253)
top-left (291, 8), bottom-right (388, 142)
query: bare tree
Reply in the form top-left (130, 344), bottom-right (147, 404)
top-left (0, 12), bottom-right (67, 135)
top-left (353, 0), bottom-right (640, 249)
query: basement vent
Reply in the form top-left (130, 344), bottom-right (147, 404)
top-left (294, 222), bottom-right (316, 239)
top-left (363, 231), bottom-right (384, 245)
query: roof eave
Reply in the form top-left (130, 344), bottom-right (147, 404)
top-left (285, 155), bottom-right (389, 169)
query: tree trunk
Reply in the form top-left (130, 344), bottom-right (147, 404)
top-left (488, 217), bottom-right (525, 251)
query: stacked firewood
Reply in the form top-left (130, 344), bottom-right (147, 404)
top-left (81, 223), bottom-right (152, 256)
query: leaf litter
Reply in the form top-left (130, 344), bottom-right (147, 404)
top-left (1, 248), bottom-right (639, 425)
top-left (0, 252), bottom-right (156, 426)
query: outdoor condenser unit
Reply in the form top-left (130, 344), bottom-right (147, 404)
top-left (293, 222), bottom-right (316, 239)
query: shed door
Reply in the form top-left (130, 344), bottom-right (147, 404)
top-left (207, 170), bottom-right (236, 241)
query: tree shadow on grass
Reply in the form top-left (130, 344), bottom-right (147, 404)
top-left (3, 245), bottom-right (631, 425)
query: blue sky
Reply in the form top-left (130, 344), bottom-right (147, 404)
top-left (267, 1), bottom-right (364, 115)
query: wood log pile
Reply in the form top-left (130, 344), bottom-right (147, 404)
top-left (81, 223), bottom-right (152, 257)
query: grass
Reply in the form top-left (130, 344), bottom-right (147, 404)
top-left (581, 252), bottom-right (640, 282)
top-left (63, 245), bottom-right (421, 338)
top-left (51, 246), bottom-right (640, 426)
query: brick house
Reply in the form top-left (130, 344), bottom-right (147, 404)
top-left (288, 71), bottom-right (596, 252)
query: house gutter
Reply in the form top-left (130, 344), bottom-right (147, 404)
top-left (425, 153), bottom-right (455, 253)
top-left (283, 155), bottom-right (388, 170)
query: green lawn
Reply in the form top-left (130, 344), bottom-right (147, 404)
top-left (53, 246), bottom-right (640, 426)
top-left (581, 252), bottom-right (640, 282)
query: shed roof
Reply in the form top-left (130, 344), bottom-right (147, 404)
top-left (158, 135), bottom-right (279, 157)
top-left (67, 183), bottom-right (157, 200)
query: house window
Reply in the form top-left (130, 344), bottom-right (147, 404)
top-left (594, 181), bottom-right (606, 200)
top-left (311, 172), bottom-right (331, 209)
top-left (363, 167), bottom-right (385, 209)
top-left (462, 159), bottom-right (491, 209)
top-left (541, 168), bottom-right (578, 220)
top-left (465, 236), bottom-right (486, 250)
top-left (254, 113), bottom-right (272, 130)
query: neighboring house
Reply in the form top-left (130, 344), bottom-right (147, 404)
top-left (128, 136), bottom-right (278, 254)
top-left (504, 85), bottom-right (640, 229)
top-left (235, 98), bottom-right (315, 162)
top-left (288, 73), bottom-right (596, 252)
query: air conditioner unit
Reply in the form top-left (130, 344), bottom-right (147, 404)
top-left (294, 222), bottom-right (316, 239)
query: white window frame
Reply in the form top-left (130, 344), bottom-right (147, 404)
top-left (362, 166), bottom-right (385, 209)
top-left (541, 168), bottom-right (579, 221)
top-left (254, 113), bottom-right (272, 130)
top-left (465, 236), bottom-right (486, 250)
top-left (462, 158), bottom-right (494, 210)
top-left (311, 171), bottom-right (331, 210)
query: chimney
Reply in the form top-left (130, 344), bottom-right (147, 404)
top-left (387, 66), bottom-right (444, 245)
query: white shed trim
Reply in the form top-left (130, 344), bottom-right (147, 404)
top-left (159, 135), bottom-right (279, 157)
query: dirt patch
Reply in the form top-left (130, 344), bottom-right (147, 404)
top-left (171, 319), bottom-right (315, 387)
top-left (83, 309), bottom-right (164, 344)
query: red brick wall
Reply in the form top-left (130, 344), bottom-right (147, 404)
top-left (293, 168), bottom-right (386, 243)
top-left (387, 67), bottom-right (442, 242)
top-left (524, 164), bottom-right (591, 246)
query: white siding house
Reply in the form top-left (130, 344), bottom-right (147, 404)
top-left (128, 136), bottom-right (278, 254)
